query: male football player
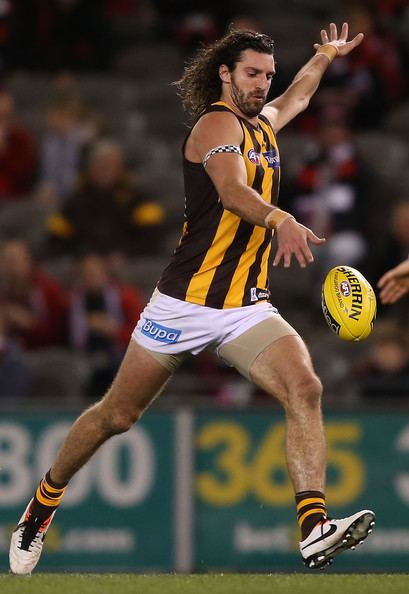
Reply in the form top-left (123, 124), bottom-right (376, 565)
top-left (10, 22), bottom-right (375, 574)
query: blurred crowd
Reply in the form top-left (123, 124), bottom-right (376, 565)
top-left (0, 0), bottom-right (409, 405)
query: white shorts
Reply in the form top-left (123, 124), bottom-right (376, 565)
top-left (132, 290), bottom-right (298, 377)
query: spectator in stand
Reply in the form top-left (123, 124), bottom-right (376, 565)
top-left (0, 1), bottom-right (13, 74)
top-left (0, 239), bottom-right (68, 349)
top-left (47, 139), bottom-right (166, 257)
top-left (295, 4), bottom-right (407, 133)
top-left (353, 319), bottom-right (409, 399)
top-left (316, 4), bottom-right (407, 129)
top-left (69, 253), bottom-right (144, 397)
top-left (153, 0), bottom-right (237, 52)
top-left (37, 94), bottom-right (95, 208)
top-left (282, 119), bottom-right (373, 277)
top-left (346, 4), bottom-right (407, 126)
top-left (8, 0), bottom-right (114, 72)
top-left (0, 309), bottom-right (32, 398)
top-left (388, 200), bottom-right (409, 259)
top-left (0, 90), bottom-right (36, 200)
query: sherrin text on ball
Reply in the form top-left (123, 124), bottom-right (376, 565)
top-left (322, 265), bottom-right (376, 341)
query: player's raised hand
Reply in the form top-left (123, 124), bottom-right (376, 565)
top-left (313, 22), bottom-right (364, 57)
top-left (378, 259), bottom-right (409, 304)
top-left (273, 218), bottom-right (325, 269)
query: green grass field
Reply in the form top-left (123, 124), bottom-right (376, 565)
top-left (1, 573), bottom-right (409, 594)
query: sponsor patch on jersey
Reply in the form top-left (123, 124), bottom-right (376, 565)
top-left (250, 287), bottom-right (271, 302)
top-left (247, 148), bottom-right (261, 165)
top-left (262, 149), bottom-right (280, 168)
top-left (141, 319), bottom-right (181, 344)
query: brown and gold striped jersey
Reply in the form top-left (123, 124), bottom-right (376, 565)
top-left (158, 101), bottom-right (281, 309)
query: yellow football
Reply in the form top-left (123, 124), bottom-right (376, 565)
top-left (322, 265), bottom-right (377, 341)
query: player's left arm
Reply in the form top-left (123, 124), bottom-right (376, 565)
top-left (262, 22), bottom-right (364, 133)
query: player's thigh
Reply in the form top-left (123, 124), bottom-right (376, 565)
top-left (102, 339), bottom-right (172, 414)
top-left (219, 314), bottom-right (299, 380)
top-left (249, 335), bottom-right (321, 404)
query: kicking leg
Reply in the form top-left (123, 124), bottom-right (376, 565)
top-left (249, 334), bottom-right (325, 493)
top-left (249, 334), bottom-right (375, 569)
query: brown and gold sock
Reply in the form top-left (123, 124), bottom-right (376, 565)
top-left (29, 469), bottom-right (68, 522)
top-left (296, 490), bottom-right (327, 540)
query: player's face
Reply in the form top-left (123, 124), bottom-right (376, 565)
top-left (230, 49), bottom-right (275, 117)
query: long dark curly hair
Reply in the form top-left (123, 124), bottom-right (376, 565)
top-left (175, 30), bottom-right (274, 120)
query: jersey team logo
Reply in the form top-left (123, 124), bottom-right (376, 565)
top-left (247, 148), bottom-right (261, 165)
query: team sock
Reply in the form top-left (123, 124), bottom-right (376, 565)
top-left (296, 490), bottom-right (327, 540)
top-left (29, 469), bottom-right (68, 522)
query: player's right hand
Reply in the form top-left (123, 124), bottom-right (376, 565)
top-left (273, 218), bottom-right (325, 268)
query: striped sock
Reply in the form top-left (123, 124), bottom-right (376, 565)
top-left (29, 470), bottom-right (68, 521)
top-left (296, 490), bottom-right (327, 540)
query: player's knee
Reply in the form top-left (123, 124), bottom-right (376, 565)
top-left (106, 409), bottom-right (141, 435)
top-left (293, 373), bottom-right (323, 408)
top-left (95, 400), bottom-right (143, 435)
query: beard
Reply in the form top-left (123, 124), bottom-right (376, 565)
top-left (230, 78), bottom-right (266, 118)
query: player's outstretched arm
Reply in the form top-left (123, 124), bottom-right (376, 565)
top-left (378, 259), bottom-right (409, 304)
top-left (262, 22), bottom-right (364, 133)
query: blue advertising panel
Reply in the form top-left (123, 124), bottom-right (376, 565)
top-left (0, 412), bottom-right (175, 571)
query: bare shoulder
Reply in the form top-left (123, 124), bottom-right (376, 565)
top-left (260, 104), bottom-right (280, 131)
top-left (187, 110), bottom-right (244, 162)
top-left (192, 110), bottom-right (243, 141)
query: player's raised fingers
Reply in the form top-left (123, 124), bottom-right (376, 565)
top-left (349, 33), bottom-right (364, 48)
top-left (340, 22), bottom-right (348, 41)
top-left (321, 29), bottom-right (329, 44)
top-left (329, 22), bottom-right (337, 41)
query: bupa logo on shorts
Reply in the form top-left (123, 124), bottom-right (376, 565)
top-left (141, 319), bottom-right (181, 344)
top-left (263, 149), bottom-right (280, 168)
top-left (247, 148), bottom-right (261, 165)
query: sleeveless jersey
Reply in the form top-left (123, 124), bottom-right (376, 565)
top-left (158, 101), bottom-right (281, 309)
